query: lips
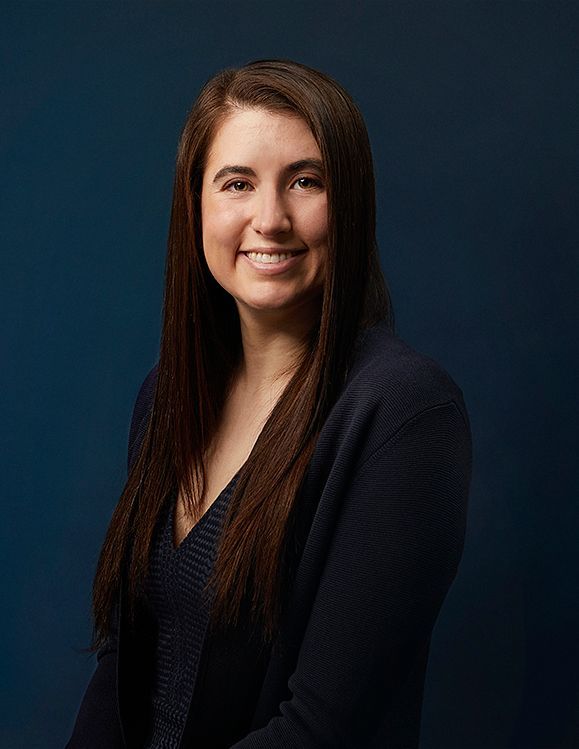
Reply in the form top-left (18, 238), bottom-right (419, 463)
top-left (243, 250), bottom-right (302, 264)
top-left (239, 249), bottom-right (307, 274)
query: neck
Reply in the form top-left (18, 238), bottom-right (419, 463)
top-left (234, 299), bottom-right (319, 401)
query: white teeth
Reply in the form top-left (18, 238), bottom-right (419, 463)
top-left (246, 251), bottom-right (297, 264)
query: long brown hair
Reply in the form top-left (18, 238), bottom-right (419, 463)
top-left (93, 59), bottom-right (393, 647)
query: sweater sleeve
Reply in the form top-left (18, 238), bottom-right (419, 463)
top-left (66, 368), bottom-right (157, 748)
top-left (65, 610), bottom-right (123, 748)
top-left (231, 400), bottom-right (472, 748)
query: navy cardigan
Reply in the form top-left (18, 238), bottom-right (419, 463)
top-left (67, 321), bottom-right (472, 748)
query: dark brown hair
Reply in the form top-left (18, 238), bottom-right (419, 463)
top-left (92, 59), bottom-right (393, 646)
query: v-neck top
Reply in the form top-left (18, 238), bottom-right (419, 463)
top-left (67, 320), bottom-right (472, 749)
top-left (142, 474), bottom-right (238, 749)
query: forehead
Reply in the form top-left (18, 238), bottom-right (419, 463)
top-left (205, 108), bottom-right (321, 168)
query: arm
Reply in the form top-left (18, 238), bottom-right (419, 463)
top-left (66, 367), bottom-right (157, 748)
top-left (232, 400), bottom-right (472, 748)
top-left (65, 613), bottom-right (124, 748)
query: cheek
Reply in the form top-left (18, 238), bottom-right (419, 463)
top-left (201, 198), bottom-right (244, 254)
top-left (302, 202), bottom-right (328, 247)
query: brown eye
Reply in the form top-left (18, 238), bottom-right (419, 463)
top-left (293, 176), bottom-right (322, 190)
top-left (226, 180), bottom-right (251, 192)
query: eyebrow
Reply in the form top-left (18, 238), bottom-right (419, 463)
top-left (212, 165), bottom-right (255, 183)
top-left (212, 159), bottom-right (324, 184)
top-left (286, 159), bottom-right (324, 174)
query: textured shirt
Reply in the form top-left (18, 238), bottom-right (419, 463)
top-left (143, 476), bottom-right (237, 748)
top-left (67, 320), bottom-right (472, 749)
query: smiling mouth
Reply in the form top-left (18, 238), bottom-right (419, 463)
top-left (242, 250), bottom-right (305, 264)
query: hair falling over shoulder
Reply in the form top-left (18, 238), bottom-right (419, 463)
top-left (92, 59), bottom-right (394, 649)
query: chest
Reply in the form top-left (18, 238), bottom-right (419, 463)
top-left (173, 397), bottom-right (271, 547)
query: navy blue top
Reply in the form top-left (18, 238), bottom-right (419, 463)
top-left (67, 321), bottom-right (472, 749)
top-left (143, 476), bottom-right (237, 748)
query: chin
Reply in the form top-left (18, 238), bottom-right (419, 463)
top-left (238, 291), bottom-right (323, 319)
top-left (244, 299), bottom-right (296, 314)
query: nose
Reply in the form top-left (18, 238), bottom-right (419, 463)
top-left (251, 187), bottom-right (292, 236)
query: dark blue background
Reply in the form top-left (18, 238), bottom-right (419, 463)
top-left (2, 2), bottom-right (577, 747)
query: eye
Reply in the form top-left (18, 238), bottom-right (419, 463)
top-left (224, 180), bottom-right (252, 192)
top-left (292, 176), bottom-right (323, 190)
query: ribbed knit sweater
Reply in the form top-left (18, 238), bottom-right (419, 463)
top-left (67, 320), bottom-right (472, 749)
top-left (142, 476), bottom-right (238, 748)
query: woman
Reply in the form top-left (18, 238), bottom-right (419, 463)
top-left (68, 59), bottom-right (472, 748)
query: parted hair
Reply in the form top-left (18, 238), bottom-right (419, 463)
top-left (92, 59), bottom-right (393, 647)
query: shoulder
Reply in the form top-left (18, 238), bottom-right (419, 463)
top-left (127, 363), bottom-right (159, 472)
top-left (332, 319), bottom-right (470, 449)
top-left (350, 320), bottom-right (466, 405)
top-left (131, 363), bottom-right (158, 421)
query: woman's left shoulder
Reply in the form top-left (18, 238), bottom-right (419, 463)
top-left (347, 320), bottom-right (470, 427)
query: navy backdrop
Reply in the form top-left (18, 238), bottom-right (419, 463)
top-left (2, 2), bottom-right (578, 747)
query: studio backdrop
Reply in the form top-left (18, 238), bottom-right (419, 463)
top-left (1, 2), bottom-right (577, 747)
